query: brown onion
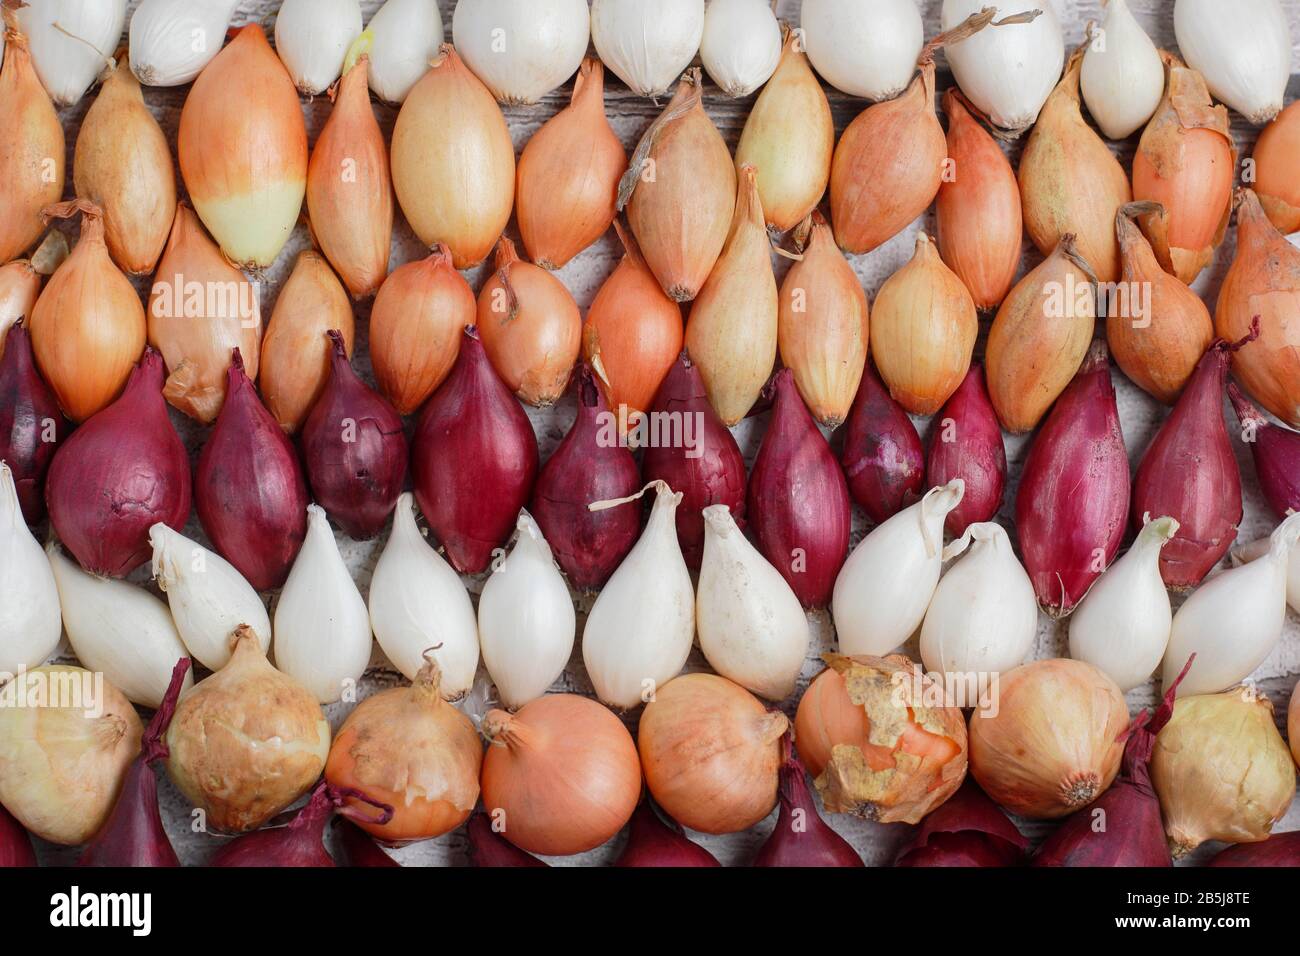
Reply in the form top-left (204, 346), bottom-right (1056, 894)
top-left (0, 259), bottom-right (41, 355)
top-left (1252, 100), bottom-right (1300, 234)
top-left (0, 321), bottom-right (62, 525)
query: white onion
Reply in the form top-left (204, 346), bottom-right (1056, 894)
top-left (18, 0), bottom-right (127, 107)
top-left (1080, 0), bottom-right (1164, 139)
top-left (0, 463), bottom-right (60, 676)
top-left (364, 0), bottom-right (445, 104)
top-left (1174, 0), bottom-right (1291, 124)
top-left (452, 0), bottom-right (590, 105)
top-left (1233, 536), bottom-right (1300, 615)
top-left (699, 0), bottom-right (781, 98)
top-left (590, 0), bottom-right (704, 98)
top-left (274, 0), bottom-right (363, 96)
top-left (128, 0), bottom-right (240, 87)
top-left (800, 0), bottom-right (923, 102)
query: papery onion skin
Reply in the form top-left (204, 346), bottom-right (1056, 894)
top-left (639, 673), bottom-right (788, 834)
top-left (925, 365), bottom-right (1005, 536)
top-left (1209, 832), bottom-right (1300, 867)
top-left (1229, 383), bottom-right (1300, 521)
top-left (466, 811), bottom-right (548, 867)
top-left (0, 322), bottom-right (63, 525)
top-left (894, 779), bottom-right (1028, 867)
top-left (0, 802), bottom-right (35, 867)
top-left (753, 747), bottom-right (863, 867)
top-left (839, 362), bottom-right (924, 526)
top-left (1252, 101), bottom-right (1300, 234)
top-left (614, 798), bottom-right (720, 867)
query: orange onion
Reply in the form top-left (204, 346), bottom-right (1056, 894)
top-left (794, 655), bottom-right (968, 824)
top-left (0, 8), bottom-right (63, 264)
top-left (391, 45), bottom-right (515, 269)
top-left (1131, 55), bottom-right (1234, 286)
top-left (777, 211), bottom-right (868, 428)
top-left (583, 221), bottom-right (683, 434)
top-left (986, 235), bottom-right (1097, 434)
top-left (146, 204), bottom-right (262, 423)
top-left (0, 258), bottom-right (41, 357)
top-left (1110, 202), bottom-right (1215, 404)
top-left (1252, 101), bottom-right (1300, 235)
top-left (481, 694), bottom-right (640, 857)
top-left (620, 68), bottom-right (736, 302)
top-left (638, 673), bottom-right (788, 834)
top-left (477, 237), bottom-right (581, 407)
top-left (829, 8), bottom-right (994, 255)
top-left (30, 200), bottom-right (146, 424)
top-left (734, 26), bottom-right (833, 233)
top-left (258, 250), bottom-right (355, 433)
top-left (306, 51), bottom-right (392, 298)
top-left (178, 24), bottom-right (307, 272)
top-left (517, 58), bottom-right (625, 270)
top-left (683, 164), bottom-right (778, 426)
top-left (869, 232), bottom-right (977, 416)
top-left (969, 658), bottom-right (1129, 820)
top-left (1215, 189), bottom-right (1300, 427)
top-left (1018, 48), bottom-right (1131, 285)
top-left (936, 89), bottom-right (1021, 311)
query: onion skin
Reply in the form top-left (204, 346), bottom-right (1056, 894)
top-left (925, 365), bottom-right (1006, 536)
top-left (1252, 100), bottom-right (1300, 234)
top-left (178, 25), bottom-right (307, 271)
top-left (748, 368), bottom-right (850, 609)
top-left (614, 799), bottom-right (720, 867)
top-left (1229, 383), bottom-right (1300, 520)
top-left (391, 44), bottom-right (514, 269)
top-left (0, 803), bottom-right (35, 868)
top-left (466, 812), bottom-right (548, 867)
top-left (336, 819), bottom-right (400, 867)
top-left (1209, 831), bottom-right (1300, 867)
top-left (410, 327), bottom-right (539, 574)
top-left (839, 362), bottom-right (924, 526)
top-left (195, 349), bottom-right (309, 591)
top-left (640, 354), bottom-right (747, 571)
top-left (894, 780), bottom-right (1028, 867)
top-left (45, 348), bottom-right (191, 578)
top-left (753, 748), bottom-right (863, 867)
top-left (370, 245), bottom-right (473, 415)
top-left (0, 260), bottom-right (41, 353)
top-left (0, 322), bottom-right (63, 525)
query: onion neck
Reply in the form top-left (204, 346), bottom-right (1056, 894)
top-left (482, 709), bottom-right (538, 753)
top-left (571, 57), bottom-right (604, 112)
top-left (410, 654), bottom-right (446, 706)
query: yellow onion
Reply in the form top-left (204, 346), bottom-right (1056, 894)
top-left (969, 658), bottom-right (1129, 819)
top-left (1252, 101), bottom-right (1300, 235)
top-left (1110, 202), bottom-right (1215, 404)
top-left (306, 50), bottom-right (392, 298)
top-left (30, 200), bottom-right (146, 423)
top-left (583, 221), bottom-right (683, 433)
top-left (166, 625), bottom-right (331, 834)
top-left (259, 250), bottom-right (355, 433)
top-left (0, 666), bottom-right (142, 846)
top-left (869, 232), bottom-right (977, 416)
top-left (0, 9), bottom-right (63, 264)
top-left (0, 258), bottom-right (41, 357)
top-left (793, 655), bottom-right (967, 824)
top-left (986, 235), bottom-right (1097, 434)
top-left (621, 68), bottom-right (736, 302)
top-left (1290, 681), bottom-right (1300, 769)
top-left (1151, 686), bottom-right (1296, 857)
top-left (1132, 55), bottom-right (1234, 286)
top-left (683, 164), bottom-right (778, 426)
top-left (1018, 48), bottom-right (1132, 285)
top-left (936, 89), bottom-right (1021, 311)
top-left (777, 211), bottom-right (868, 428)
top-left (178, 25), bottom-right (307, 272)
top-left (477, 237), bottom-right (581, 407)
top-left (734, 26), bottom-right (833, 234)
top-left (1215, 189), bottom-right (1300, 427)
top-left (73, 60), bottom-right (175, 277)
top-left (391, 44), bottom-right (515, 269)
top-left (147, 204), bottom-right (262, 423)
top-left (370, 244), bottom-right (474, 415)
top-left (517, 58), bottom-right (625, 270)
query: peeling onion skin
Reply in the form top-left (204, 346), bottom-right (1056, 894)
top-left (614, 799), bottom-right (720, 867)
top-left (894, 780), bottom-right (1028, 867)
top-left (0, 322), bottom-right (63, 526)
top-left (924, 365), bottom-right (1005, 537)
top-left (839, 362), bottom-right (925, 526)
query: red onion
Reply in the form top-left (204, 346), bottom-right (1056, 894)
top-left (411, 327), bottom-right (539, 574)
top-left (926, 364), bottom-right (1007, 535)
top-left (335, 819), bottom-right (401, 868)
top-left (748, 368), bottom-right (851, 608)
top-left (1132, 338), bottom-right (1247, 589)
top-left (530, 367), bottom-right (640, 590)
top-left (45, 348), bottom-right (190, 578)
top-left (196, 348), bottom-right (309, 591)
top-left (466, 811), bottom-right (548, 867)
top-left (1209, 831), bottom-right (1300, 867)
top-left (614, 798), bottom-right (720, 867)
top-left (839, 362), bottom-right (924, 525)
top-left (1229, 382), bottom-right (1300, 521)
top-left (301, 330), bottom-right (409, 540)
top-left (79, 658), bottom-right (190, 868)
top-left (754, 746), bottom-right (863, 867)
top-left (1015, 341), bottom-right (1130, 615)
top-left (894, 780), bottom-right (1028, 867)
top-left (0, 803), bottom-right (36, 868)
top-left (0, 322), bottom-right (63, 526)
top-left (640, 353), bottom-right (746, 571)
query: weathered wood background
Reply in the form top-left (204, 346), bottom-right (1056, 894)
top-left (26, 0), bottom-right (1300, 866)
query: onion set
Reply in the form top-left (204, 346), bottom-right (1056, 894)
top-left (925, 365), bottom-right (1005, 536)
top-left (0, 321), bottom-right (63, 526)
top-left (839, 362), bottom-right (924, 526)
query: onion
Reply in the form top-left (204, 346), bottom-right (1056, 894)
top-left (301, 330), bottom-right (408, 541)
top-left (1230, 383), bottom-right (1300, 520)
top-left (0, 322), bottom-right (62, 526)
top-left (1173, 0), bottom-right (1290, 125)
top-left (517, 58), bottom-right (625, 271)
top-left (369, 245), bottom-right (472, 415)
top-left (1079, 0), bottom-right (1163, 140)
top-left (195, 348), bottom-right (309, 591)
top-left (924, 365), bottom-right (1005, 536)
top-left (45, 348), bottom-right (190, 579)
top-left (30, 200), bottom-right (145, 424)
top-left (699, 0), bottom-right (780, 98)
top-left (73, 61), bottom-right (175, 276)
top-left (0, 802), bottom-right (35, 868)
top-left (638, 672), bottom-right (787, 834)
top-left (1252, 101), bottom-right (1300, 234)
top-left (325, 655), bottom-right (481, 845)
top-left (754, 744), bottom-right (863, 867)
top-left (1209, 832), bottom-right (1300, 867)
top-left (452, 0), bottom-right (589, 105)
top-left (614, 798), bottom-right (720, 867)
top-left (0, 463), bottom-right (60, 676)
top-left (0, 665), bottom-right (142, 846)
top-left (147, 203), bottom-right (262, 423)
top-left (839, 362), bottom-right (924, 526)
top-left (799, 0), bottom-right (923, 102)
top-left (391, 44), bottom-right (515, 269)
top-left (894, 780), bottom-right (1027, 867)
top-left (128, 0), bottom-right (240, 87)
top-left (590, 0), bottom-right (704, 98)
top-left (178, 24), bottom-right (307, 271)
top-left (335, 820), bottom-right (400, 867)
top-left (0, 260), bottom-right (41, 354)
top-left (364, 0), bottom-right (445, 105)
top-left (411, 327), bottom-right (539, 574)
top-left (274, 0), bottom-right (362, 96)
top-left (167, 625), bottom-right (331, 834)
top-left (16, 0), bottom-right (125, 108)
top-left (466, 811), bottom-right (547, 867)
top-left (481, 694), bottom-right (641, 856)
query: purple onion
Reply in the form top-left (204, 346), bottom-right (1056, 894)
top-left (614, 799), bottom-right (720, 867)
top-left (466, 811), bottom-right (548, 867)
top-left (209, 783), bottom-right (392, 868)
top-left (1229, 382), bottom-right (1300, 521)
top-left (0, 802), bottom-right (36, 868)
top-left (335, 819), bottom-right (401, 867)
top-left (0, 322), bottom-right (63, 525)
top-left (1208, 831), bottom-right (1300, 867)
top-left (840, 361), bottom-right (924, 524)
top-left (895, 780), bottom-right (1028, 867)
top-left (926, 364), bottom-right (1006, 535)
top-left (754, 747), bottom-right (863, 867)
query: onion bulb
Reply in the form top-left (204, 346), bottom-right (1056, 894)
top-left (1079, 0), bottom-right (1163, 140)
top-left (16, 0), bottom-right (125, 109)
top-left (274, 0), bottom-right (363, 96)
top-left (590, 0), bottom-right (704, 98)
top-left (1252, 102), bottom-right (1300, 234)
top-left (452, 0), bottom-right (589, 105)
top-left (699, 0), bottom-right (781, 98)
top-left (128, 0), bottom-right (241, 88)
top-left (0, 260), bottom-right (41, 355)
top-left (1173, 0), bottom-right (1290, 124)
top-left (800, 0), bottom-right (923, 102)
top-left (0, 462), bottom-right (60, 676)
top-left (364, 0), bottom-right (445, 105)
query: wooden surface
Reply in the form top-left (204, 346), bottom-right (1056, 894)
top-left (24, 0), bottom-right (1300, 866)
